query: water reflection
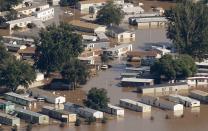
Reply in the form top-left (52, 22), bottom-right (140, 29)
top-left (173, 110), bottom-right (183, 117)
top-left (191, 107), bottom-right (200, 113)
top-left (142, 112), bottom-right (152, 119)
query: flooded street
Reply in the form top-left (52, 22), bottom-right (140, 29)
top-left (32, 28), bottom-right (208, 131)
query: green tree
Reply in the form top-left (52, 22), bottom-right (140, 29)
top-left (96, 1), bottom-right (124, 25)
top-left (0, 44), bottom-right (11, 63)
top-left (75, 119), bottom-right (81, 126)
top-left (165, 1), bottom-right (208, 60)
top-left (35, 23), bottom-right (83, 75)
top-left (61, 59), bottom-right (89, 90)
top-left (5, 10), bottom-right (18, 21)
top-left (0, 0), bottom-right (23, 11)
top-left (26, 123), bottom-right (32, 131)
top-left (0, 59), bottom-right (36, 92)
top-left (150, 54), bottom-right (196, 83)
top-left (59, 0), bottom-right (78, 6)
top-left (100, 53), bottom-right (110, 64)
top-left (84, 88), bottom-right (110, 110)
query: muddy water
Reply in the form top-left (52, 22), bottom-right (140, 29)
top-left (32, 29), bottom-right (208, 131)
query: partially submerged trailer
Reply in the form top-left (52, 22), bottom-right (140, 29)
top-left (169, 94), bottom-right (200, 107)
top-left (140, 96), bottom-right (184, 111)
top-left (119, 99), bottom-right (151, 112)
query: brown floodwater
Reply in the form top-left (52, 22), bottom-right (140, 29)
top-left (32, 29), bottom-right (208, 131)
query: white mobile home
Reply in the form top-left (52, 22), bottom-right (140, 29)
top-left (76, 0), bottom-right (107, 12)
top-left (6, 16), bottom-right (36, 30)
top-left (15, 108), bottom-right (49, 124)
top-left (33, 7), bottom-right (54, 21)
top-left (64, 102), bottom-right (103, 119)
top-left (186, 77), bottom-right (208, 86)
top-left (189, 90), bottom-right (208, 103)
top-left (107, 26), bottom-right (135, 40)
top-left (140, 96), bottom-right (183, 111)
top-left (16, 3), bottom-right (50, 15)
top-left (28, 88), bottom-right (66, 104)
top-left (77, 107), bottom-right (103, 119)
top-left (125, 66), bottom-right (150, 73)
top-left (103, 104), bottom-right (124, 116)
top-left (0, 112), bottom-right (20, 126)
top-left (119, 99), bottom-right (151, 112)
top-left (42, 106), bottom-right (76, 123)
top-left (4, 92), bottom-right (36, 107)
top-left (139, 83), bottom-right (189, 95)
top-left (169, 94), bottom-right (200, 107)
top-left (103, 44), bottom-right (132, 57)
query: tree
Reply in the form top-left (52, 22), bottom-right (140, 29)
top-left (26, 123), bottom-right (32, 131)
top-left (96, 1), bottom-right (124, 25)
top-left (0, 16), bottom-right (6, 25)
top-left (75, 119), bottom-right (81, 126)
top-left (0, 0), bottom-right (23, 11)
top-left (84, 88), bottom-right (110, 110)
top-left (0, 59), bottom-right (36, 92)
top-left (11, 125), bottom-right (17, 131)
top-left (0, 44), bottom-right (11, 63)
top-left (150, 54), bottom-right (196, 83)
top-left (61, 59), bottom-right (89, 90)
top-left (35, 23), bottom-right (83, 74)
top-left (165, 1), bottom-right (208, 60)
top-left (100, 53), bottom-right (110, 64)
top-left (59, 0), bottom-right (78, 6)
top-left (5, 10), bottom-right (18, 21)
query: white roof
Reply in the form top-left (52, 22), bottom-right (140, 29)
top-left (106, 44), bottom-right (132, 52)
top-left (6, 16), bottom-right (36, 25)
top-left (190, 90), bottom-right (208, 96)
top-left (5, 92), bottom-right (36, 102)
top-left (107, 104), bottom-right (124, 110)
top-left (121, 77), bottom-right (153, 83)
top-left (169, 94), bottom-right (199, 103)
top-left (122, 6), bottom-right (144, 14)
top-left (120, 99), bottom-right (150, 107)
top-left (78, 57), bottom-right (94, 61)
top-left (95, 32), bottom-right (109, 40)
top-left (82, 35), bottom-right (97, 40)
top-left (125, 66), bottom-right (150, 71)
top-left (136, 17), bottom-right (167, 23)
top-left (196, 61), bottom-right (208, 66)
top-left (151, 46), bottom-right (171, 53)
top-left (33, 7), bottom-right (54, 15)
top-left (3, 36), bottom-right (34, 42)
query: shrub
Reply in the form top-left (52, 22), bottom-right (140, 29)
top-left (75, 119), bottom-right (81, 126)
top-left (26, 123), bottom-right (32, 131)
top-left (101, 117), bottom-right (107, 124)
top-left (27, 23), bottom-right (36, 29)
top-left (59, 122), bottom-right (66, 128)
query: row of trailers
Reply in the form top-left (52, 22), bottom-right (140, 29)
top-left (119, 94), bottom-right (201, 113)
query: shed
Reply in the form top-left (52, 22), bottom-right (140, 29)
top-left (107, 26), bottom-right (135, 40)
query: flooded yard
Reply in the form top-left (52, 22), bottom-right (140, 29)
top-left (31, 28), bottom-right (208, 131)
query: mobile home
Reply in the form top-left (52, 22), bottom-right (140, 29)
top-left (15, 108), bottom-right (49, 124)
top-left (121, 77), bottom-right (154, 87)
top-left (103, 104), bottom-right (124, 116)
top-left (140, 96), bottom-right (183, 111)
top-left (169, 94), bottom-right (200, 107)
top-left (189, 90), bottom-right (208, 102)
top-left (42, 106), bottom-right (76, 123)
top-left (103, 44), bottom-right (132, 57)
top-left (0, 112), bottom-right (20, 126)
top-left (4, 92), bottom-right (36, 107)
top-left (139, 82), bottom-right (189, 95)
top-left (119, 99), bottom-right (151, 112)
top-left (64, 102), bottom-right (103, 119)
top-left (28, 88), bottom-right (66, 104)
